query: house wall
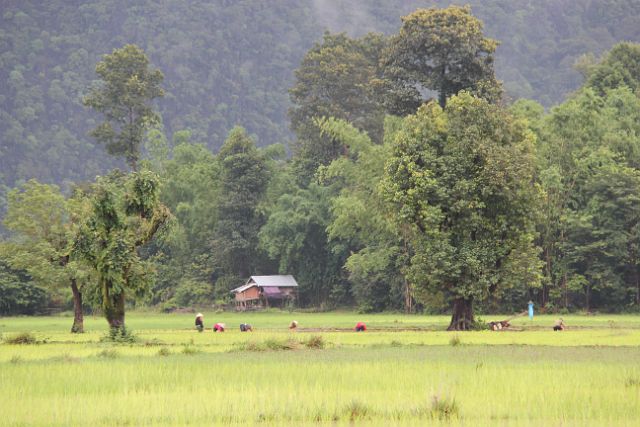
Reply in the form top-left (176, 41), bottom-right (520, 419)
top-left (235, 286), bottom-right (260, 301)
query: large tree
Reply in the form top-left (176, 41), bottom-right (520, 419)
top-left (383, 6), bottom-right (499, 111)
top-left (1, 180), bottom-right (90, 332)
top-left (73, 171), bottom-right (170, 333)
top-left (211, 127), bottom-right (269, 286)
top-left (319, 116), bottom-right (414, 313)
top-left (84, 44), bottom-right (164, 171)
top-left (289, 32), bottom-right (386, 185)
top-left (586, 42), bottom-right (640, 96)
top-left (383, 93), bottom-right (540, 330)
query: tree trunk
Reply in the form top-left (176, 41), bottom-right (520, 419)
top-left (105, 290), bottom-right (126, 333)
top-left (447, 298), bottom-right (474, 331)
top-left (404, 278), bottom-right (413, 314)
top-left (70, 279), bottom-right (84, 333)
top-left (585, 283), bottom-right (590, 313)
top-left (563, 272), bottom-right (568, 309)
top-left (635, 269), bottom-right (639, 306)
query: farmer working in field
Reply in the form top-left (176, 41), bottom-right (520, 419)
top-left (213, 322), bottom-right (225, 332)
top-left (553, 318), bottom-right (565, 331)
top-left (355, 322), bottom-right (366, 332)
top-left (195, 313), bottom-right (204, 332)
top-left (289, 320), bottom-right (298, 330)
top-left (240, 323), bottom-right (253, 332)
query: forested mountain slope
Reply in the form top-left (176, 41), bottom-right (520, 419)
top-left (1, 0), bottom-right (639, 203)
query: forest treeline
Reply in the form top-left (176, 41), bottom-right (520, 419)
top-left (2, 4), bottom-right (640, 327)
top-left (1, 0), bottom-right (640, 209)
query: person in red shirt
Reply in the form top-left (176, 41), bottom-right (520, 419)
top-left (213, 322), bottom-right (225, 332)
top-left (355, 322), bottom-right (366, 332)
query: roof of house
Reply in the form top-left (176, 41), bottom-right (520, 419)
top-left (230, 275), bottom-right (299, 293)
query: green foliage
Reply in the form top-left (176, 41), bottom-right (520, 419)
top-left (0, 261), bottom-right (48, 315)
top-left (211, 127), bottom-right (270, 280)
top-left (83, 44), bottom-right (164, 170)
top-left (289, 32), bottom-right (387, 184)
top-left (587, 42), bottom-right (640, 96)
top-left (1, 0), bottom-right (638, 212)
top-left (101, 327), bottom-right (137, 344)
top-left (73, 171), bottom-right (170, 331)
top-left (0, 180), bottom-right (90, 325)
top-left (259, 183), bottom-right (348, 307)
top-left (383, 5), bottom-right (499, 110)
top-left (383, 93), bottom-right (540, 328)
top-left (172, 279), bottom-right (214, 307)
top-left (319, 117), bottom-right (411, 312)
top-left (535, 74), bottom-right (640, 310)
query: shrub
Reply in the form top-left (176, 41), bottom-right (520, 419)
top-left (181, 345), bottom-right (200, 355)
top-left (3, 332), bottom-right (37, 344)
top-left (101, 327), bottom-right (137, 343)
top-left (97, 348), bottom-right (119, 359)
top-left (304, 335), bottom-right (325, 349)
top-left (430, 395), bottom-right (459, 420)
top-left (265, 338), bottom-right (298, 351)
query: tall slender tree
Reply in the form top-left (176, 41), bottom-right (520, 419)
top-left (84, 44), bottom-right (164, 171)
top-left (211, 127), bottom-right (268, 285)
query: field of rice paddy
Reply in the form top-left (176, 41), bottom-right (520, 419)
top-left (1, 312), bottom-right (639, 426)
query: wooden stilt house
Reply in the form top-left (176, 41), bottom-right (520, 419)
top-left (230, 275), bottom-right (299, 311)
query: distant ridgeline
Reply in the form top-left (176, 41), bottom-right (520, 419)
top-left (1, 0), bottom-right (639, 197)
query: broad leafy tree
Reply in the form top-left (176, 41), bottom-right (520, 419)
top-left (383, 6), bottom-right (500, 111)
top-left (587, 42), bottom-right (640, 96)
top-left (84, 44), bottom-right (164, 171)
top-left (1, 180), bottom-right (90, 332)
top-left (383, 93), bottom-right (540, 330)
top-left (73, 171), bottom-right (170, 333)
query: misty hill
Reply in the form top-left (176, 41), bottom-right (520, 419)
top-left (1, 0), bottom-right (639, 201)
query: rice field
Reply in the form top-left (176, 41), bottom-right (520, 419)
top-left (1, 312), bottom-right (639, 426)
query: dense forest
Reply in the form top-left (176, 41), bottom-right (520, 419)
top-left (2, 0), bottom-right (640, 201)
top-left (2, 2), bottom-right (640, 327)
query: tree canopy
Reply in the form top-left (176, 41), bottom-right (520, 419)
top-left (84, 44), bottom-right (164, 170)
top-left (383, 93), bottom-right (540, 329)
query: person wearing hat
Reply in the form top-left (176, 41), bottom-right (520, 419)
top-left (213, 322), bottom-right (225, 332)
top-left (195, 313), bottom-right (204, 332)
top-left (289, 320), bottom-right (298, 330)
top-left (355, 322), bottom-right (366, 332)
top-left (240, 323), bottom-right (253, 332)
top-left (553, 318), bottom-right (565, 331)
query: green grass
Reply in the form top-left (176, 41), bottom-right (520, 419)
top-left (1, 312), bottom-right (639, 426)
